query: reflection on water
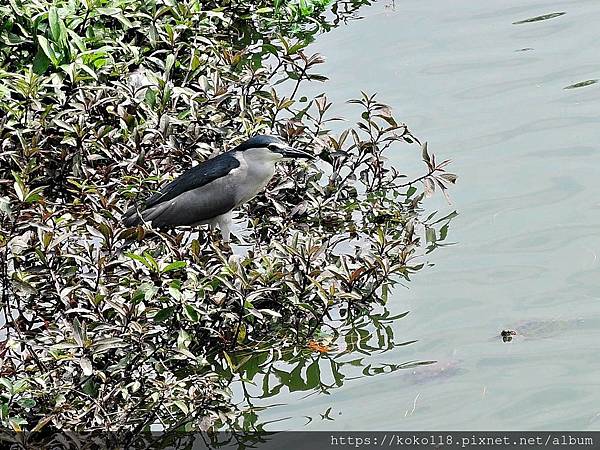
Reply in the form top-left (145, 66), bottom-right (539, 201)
top-left (223, 308), bottom-right (436, 429)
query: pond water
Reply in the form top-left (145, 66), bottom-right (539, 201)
top-left (256, 0), bottom-right (600, 430)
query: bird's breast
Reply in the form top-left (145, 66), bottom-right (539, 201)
top-left (232, 159), bottom-right (276, 206)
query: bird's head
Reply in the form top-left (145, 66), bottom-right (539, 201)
top-left (234, 135), bottom-right (313, 162)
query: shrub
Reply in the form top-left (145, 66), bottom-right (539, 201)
top-left (0, 0), bottom-right (455, 441)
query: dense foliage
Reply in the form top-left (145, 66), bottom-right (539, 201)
top-left (0, 0), bottom-right (456, 442)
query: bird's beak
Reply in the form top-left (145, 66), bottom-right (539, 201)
top-left (280, 146), bottom-right (314, 159)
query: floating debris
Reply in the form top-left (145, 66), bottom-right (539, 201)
top-left (564, 79), bottom-right (598, 90)
top-left (513, 12), bottom-right (566, 25)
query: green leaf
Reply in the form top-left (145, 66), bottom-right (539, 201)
top-left (165, 53), bottom-right (176, 75)
top-left (172, 400), bottom-right (188, 415)
top-left (223, 351), bottom-right (235, 372)
top-left (32, 50), bottom-right (51, 74)
top-left (72, 318), bottom-right (85, 347)
top-left (76, 62), bottom-right (99, 80)
top-left (92, 338), bottom-right (127, 355)
top-left (13, 380), bottom-right (29, 394)
top-left (125, 252), bottom-right (156, 272)
top-left (236, 322), bottom-right (246, 343)
top-left (145, 88), bottom-right (157, 107)
top-left (262, 43), bottom-right (279, 55)
top-left (48, 7), bottom-right (65, 44)
top-left (37, 35), bottom-right (58, 66)
top-left (168, 286), bottom-right (182, 301)
top-left (13, 175), bottom-right (26, 202)
top-left (154, 306), bottom-right (175, 322)
top-left (288, 41), bottom-right (307, 55)
top-left (184, 304), bottom-right (199, 322)
top-left (25, 186), bottom-right (45, 204)
top-left (162, 261), bottom-right (186, 273)
top-left (0, 378), bottom-right (13, 393)
top-left (0, 403), bottom-right (8, 420)
top-left (376, 227), bottom-right (385, 245)
top-left (421, 141), bottom-right (430, 163)
top-left (82, 379), bottom-right (97, 397)
top-left (67, 29), bottom-right (86, 53)
top-left (143, 252), bottom-right (159, 272)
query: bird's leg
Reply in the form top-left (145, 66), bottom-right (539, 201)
top-left (220, 225), bottom-right (231, 244)
top-left (206, 222), bottom-right (224, 246)
top-left (217, 212), bottom-right (232, 244)
top-left (208, 222), bottom-right (217, 241)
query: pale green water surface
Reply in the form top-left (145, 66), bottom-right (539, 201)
top-left (254, 0), bottom-right (600, 430)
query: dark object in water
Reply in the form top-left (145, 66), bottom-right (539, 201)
top-left (501, 329), bottom-right (517, 342)
top-left (498, 318), bottom-right (584, 343)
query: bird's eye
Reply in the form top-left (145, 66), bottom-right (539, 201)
top-left (268, 144), bottom-right (279, 151)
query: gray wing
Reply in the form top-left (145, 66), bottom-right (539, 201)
top-left (140, 178), bottom-right (238, 228)
top-left (123, 151), bottom-right (240, 227)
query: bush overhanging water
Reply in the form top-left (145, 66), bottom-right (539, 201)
top-left (0, 0), bottom-right (456, 439)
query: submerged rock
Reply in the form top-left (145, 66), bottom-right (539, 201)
top-left (402, 359), bottom-right (463, 384)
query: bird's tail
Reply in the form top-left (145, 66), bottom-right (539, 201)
top-left (122, 206), bottom-right (143, 227)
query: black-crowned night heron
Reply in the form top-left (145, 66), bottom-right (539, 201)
top-left (123, 135), bottom-right (312, 242)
